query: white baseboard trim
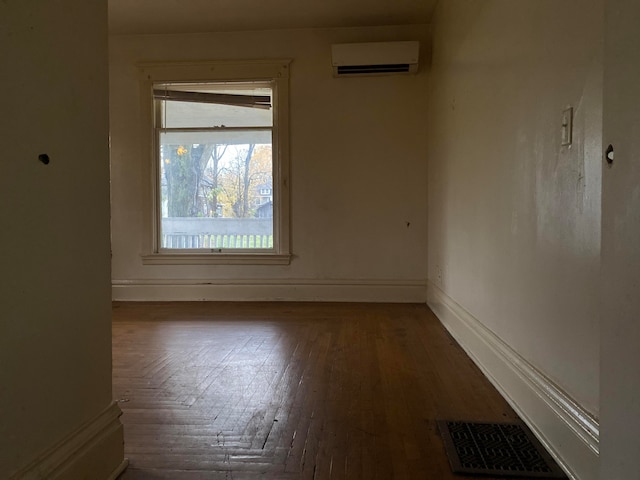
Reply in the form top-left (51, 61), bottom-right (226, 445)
top-left (107, 459), bottom-right (129, 480)
top-left (427, 281), bottom-right (599, 480)
top-left (112, 278), bottom-right (427, 303)
top-left (11, 401), bottom-right (125, 480)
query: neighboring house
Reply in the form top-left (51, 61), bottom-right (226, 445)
top-left (254, 183), bottom-right (272, 207)
top-left (254, 183), bottom-right (273, 218)
top-left (256, 201), bottom-right (273, 218)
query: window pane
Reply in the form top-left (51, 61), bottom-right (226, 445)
top-left (162, 100), bottom-right (273, 128)
top-left (161, 129), bottom-right (271, 146)
top-left (156, 83), bottom-right (273, 128)
top-left (159, 137), bottom-right (274, 250)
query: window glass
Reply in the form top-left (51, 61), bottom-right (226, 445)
top-left (156, 82), bottom-right (275, 250)
top-left (157, 82), bottom-right (272, 128)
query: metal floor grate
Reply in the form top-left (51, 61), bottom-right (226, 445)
top-left (437, 420), bottom-right (567, 478)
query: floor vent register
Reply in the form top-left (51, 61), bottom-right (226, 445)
top-left (437, 420), bottom-right (567, 478)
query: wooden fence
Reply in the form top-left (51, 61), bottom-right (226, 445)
top-left (162, 233), bottom-right (273, 249)
top-left (161, 218), bottom-right (273, 249)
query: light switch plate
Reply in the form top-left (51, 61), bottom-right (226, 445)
top-left (561, 107), bottom-right (573, 146)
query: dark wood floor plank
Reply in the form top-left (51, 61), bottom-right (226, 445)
top-left (113, 302), bottom-right (517, 479)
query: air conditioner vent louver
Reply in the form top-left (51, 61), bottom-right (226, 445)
top-left (337, 64), bottom-right (412, 75)
top-left (331, 41), bottom-right (419, 77)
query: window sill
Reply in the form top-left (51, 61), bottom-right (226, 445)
top-left (141, 253), bottom-right (291, 266)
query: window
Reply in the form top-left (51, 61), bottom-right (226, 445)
top-left (156, 82), bottom-right (274, 249)
top-left (138, 61), bottom-right (291, 265)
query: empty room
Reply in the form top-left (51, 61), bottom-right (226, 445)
top-left (2, 1), bottom-right (639, 480)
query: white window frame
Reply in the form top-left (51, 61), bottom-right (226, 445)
top-left (138, 60), bottom-right (291, 265)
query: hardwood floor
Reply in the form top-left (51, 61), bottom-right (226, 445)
top-left (113, 302), bottom-right (518, 479)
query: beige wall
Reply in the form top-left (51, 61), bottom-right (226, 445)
top-left (428, 0), bottom-right (602, 424)
top-left (0, 1), bottom-right (123, 477)
top-left (600, 0), bottom-right (640, 477)
top-left (110, 25), bottom-right (429, 301)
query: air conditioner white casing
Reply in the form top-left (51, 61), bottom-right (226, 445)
top-left (331, 41), bottom-right (419, 77)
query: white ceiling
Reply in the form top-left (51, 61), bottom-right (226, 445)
top-left (108, 0), bottom-right (438, 35)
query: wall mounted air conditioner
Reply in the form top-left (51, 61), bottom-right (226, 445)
top-left (331, 41), bottom-right (419, 77)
